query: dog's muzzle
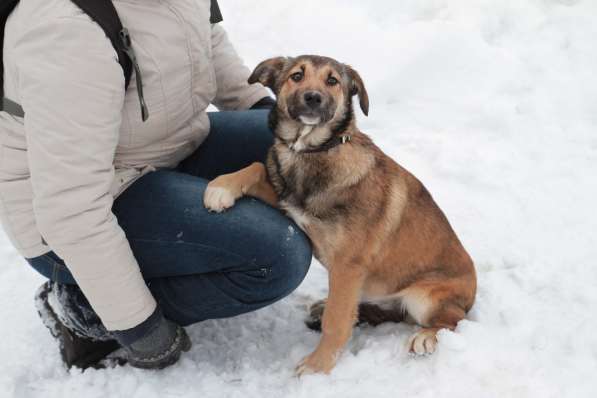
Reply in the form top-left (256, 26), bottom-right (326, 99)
top-left (289, 90), bottom-right (335, 125)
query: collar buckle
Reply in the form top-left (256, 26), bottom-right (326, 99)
top-left (299, 133), bottom-right (352, 154)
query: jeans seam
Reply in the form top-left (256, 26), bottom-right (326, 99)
top-left (205, 268), bottom-right (275, 308)
top-left (52, 262), bottom-right (60, 281)
top-left (156, 282), bottom-right (279, 325)
top-left (128, 237), bottom-right (252, 267)
top-left (35, 253), bottom-right (63, 270)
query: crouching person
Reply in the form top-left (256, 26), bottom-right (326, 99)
top-left (0, 0), bottom-right (311, 369)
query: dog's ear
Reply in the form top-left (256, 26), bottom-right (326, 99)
top-left (248, 57), bottom-right (289, 91)
top-left (345, 65), bottom-right (369, 116)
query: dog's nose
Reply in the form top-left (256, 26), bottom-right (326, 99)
top-left (304, 91), bottom-right (323, 109)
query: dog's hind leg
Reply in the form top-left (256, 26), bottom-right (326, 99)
top-left (400, 277), bottom-right (473, 355)
top-left (407, 303), bottom-right (465, 355)
top-left (305, 299), bottom-right (405, 331)
top-left (359, 301), bottom-right (406, 326)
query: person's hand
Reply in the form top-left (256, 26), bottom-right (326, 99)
top-left (113, 308), bottom-right (191, 369)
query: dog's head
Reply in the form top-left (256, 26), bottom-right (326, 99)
top-left (248, 55), bottom-right (368, 131)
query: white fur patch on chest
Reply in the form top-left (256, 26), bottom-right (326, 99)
top-left (289, 125), bottom-right (314, 152)
top-left (281, 202), bottom-right (312, 231)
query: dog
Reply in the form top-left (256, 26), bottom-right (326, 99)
top-left (203, 55), bottom-right (477, 375)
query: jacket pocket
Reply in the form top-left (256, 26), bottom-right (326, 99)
top-left (111, 165), bottom-right (156, 198)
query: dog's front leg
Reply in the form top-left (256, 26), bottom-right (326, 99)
top-left (296, 264), bottom-right (365, 376)
top-left (204, 162), bottom-right (278, 212)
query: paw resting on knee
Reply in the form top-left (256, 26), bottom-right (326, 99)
top-left (203, 176), bottom-right (242, 212)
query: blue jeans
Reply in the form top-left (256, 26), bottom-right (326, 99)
top-left (26, 110), bottom-right (312, 327)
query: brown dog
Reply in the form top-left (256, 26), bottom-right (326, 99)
top-left (203, 55), bottom-right (476, 375)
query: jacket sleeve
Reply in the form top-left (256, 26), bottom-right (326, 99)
top-left (210, 23), bottom-right (271, 110)
top-left (17, 16), bottom-right (156, 331)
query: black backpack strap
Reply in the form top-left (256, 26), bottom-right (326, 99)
top-left (70, 0), bottom-right (133, 89)
top-left (1, 0), bottom-right (148, 121)
top-left (71, 0), bottom-right (148, 120)
top-left (210, 0), bottom-right (223, 24)
top-left (2, 97), bottom-right (23, 117)
top-left (1, 0), bottom-right (222, 120)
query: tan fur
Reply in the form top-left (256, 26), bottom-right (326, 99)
top-left (205, 55), bottom-right (476, 376)
top-left (203, 162), bottom-right (277, 212)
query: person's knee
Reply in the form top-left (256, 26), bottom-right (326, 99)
top-left (267, 224), bottom-right (312, 299)
top-left (287, 226), bottom-right (312, 287)
top-left (148, 221), bottom-right (312, 326)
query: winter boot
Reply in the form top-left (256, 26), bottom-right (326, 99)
top-left (34, 281), bottom-right (123, 370)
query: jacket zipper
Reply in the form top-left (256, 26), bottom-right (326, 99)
top-left (119, 28), bottom-right (149, 122)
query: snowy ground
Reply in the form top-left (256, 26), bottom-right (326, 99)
top-left (2, 0), bottom-right (597, 397)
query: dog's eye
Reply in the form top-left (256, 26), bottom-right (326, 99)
top-left (326, 76), bottom-right (339, 86)
top-left (290, 72), bottom-right (303, 82)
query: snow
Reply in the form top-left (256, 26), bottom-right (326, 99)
top-left (2, 0), bottom-right (597, 397)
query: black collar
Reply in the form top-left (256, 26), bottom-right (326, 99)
top-left (299, 134), bottom-right (352, 154)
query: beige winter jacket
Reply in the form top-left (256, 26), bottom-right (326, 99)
top-left (0, 0), bottom-right (268, 330)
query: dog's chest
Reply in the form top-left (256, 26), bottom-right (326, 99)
top-left (272, 161), bottom-right (355, 266)
top-left (268, 145), bottom-right (336, 239)
top-left (281, 201), bottom-right (313, 231)
top-left (268, 145), bottom-right (330, 204)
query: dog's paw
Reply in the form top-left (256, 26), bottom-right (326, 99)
top-left (295, 350), bottom-right (336, 377)
top-left (203, 176), bottom-right (243, 212)
top-left (204, 185), bottom-right (237, 212)
top-left (408, 329), bottom-right (438, 355)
